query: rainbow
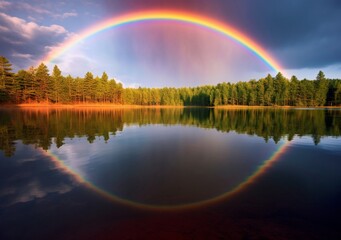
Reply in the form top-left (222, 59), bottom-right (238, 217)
top-left (43, 10), bottom-right (283, 73)
top-left (43, 139), bottom-right (291, 212)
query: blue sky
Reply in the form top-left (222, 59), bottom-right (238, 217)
top-left (1, 0), bottom-right (341, 87)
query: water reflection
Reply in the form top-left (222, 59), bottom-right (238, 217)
top-left (0, 142), bottom-right (79, 207)
top-left (0, 108), bottom-right (340, 239)
top-left (0, 108), bottom-right (340, 156)
top-left (46, 125), bottom-right (285, 209)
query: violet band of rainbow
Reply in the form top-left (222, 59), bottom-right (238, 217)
top-left (42, 10), bottom-right (283, 74)
top-left (43, 139), bottom-right (291, 212)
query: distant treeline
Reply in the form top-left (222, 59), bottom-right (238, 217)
top-left (1, 56), bottom-right (341, 106)
top-left (0, 108), bottom-right (340, 156)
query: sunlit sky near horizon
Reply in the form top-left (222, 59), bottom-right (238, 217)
top-left (1, 0), bottom-right (341, 87)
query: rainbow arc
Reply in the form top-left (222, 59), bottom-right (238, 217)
top-left (43, 10), bottom-right (283, 74)
top-left (40, 12), bottom-right (288, 210)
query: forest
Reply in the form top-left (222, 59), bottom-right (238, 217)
top-left (1, 56), bottom-right (341, 106)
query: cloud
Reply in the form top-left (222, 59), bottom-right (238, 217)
top-left (0, 145), bottom-right (79, 207)
top-left (47, 53), bottom-right (96, 77)
top-left (223, 0), bottom-right (341, 69)
top-left (0, 12), bottom-right (70, 68)
top-left (125, 82), bottom-right (141, 89)
top-left (0, 0), bottom-right (11, 9)
top-left (2, 0), bottom-right (341, 73)
top-left (12, 52), bottom-right (33, 60)
top-left (102, 0), bottom-right (341, 70)
top-left (17, 2), bottom-right (51, 14)
top-left (1, 180), bottom-right (75, 207)
top-left (0, 25), bottom-right (9, 32)
top-left (58, 12), bottom-right (78, 19)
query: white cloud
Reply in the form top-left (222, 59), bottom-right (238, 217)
top-left (48, 53), bottom-right (96, 77)
top-left (125, 82), bottom-right (141, 88)
top-left (0, 12), bottom-right (68, 40)
top-left (1, 179), bottom-right (76, 207)
top-left (0, 12), bottom-right (71, 68)
top-left (0, 146), bottom-right (80, 207)
top-left (15, 2), bottom-right (78, 19)
top-left (57, 12), bottom-right (78, 19)
top-left (12, 52), bottom-right (33, 59)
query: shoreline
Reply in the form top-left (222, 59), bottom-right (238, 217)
top-left (0, 103), bottom-right (340, 109)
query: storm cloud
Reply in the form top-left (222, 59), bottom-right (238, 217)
top-left (1, 0), bottom-right (340, 72)
top-left (102, 0), bottom-right (341, 69)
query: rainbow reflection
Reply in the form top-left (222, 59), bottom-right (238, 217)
top-left (41, 137), bottom-right (291, 212)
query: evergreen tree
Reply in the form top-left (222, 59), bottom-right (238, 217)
top-left (0, 56), bottom-right (13, 89)
top-left (334, 82), bottom-right (341, 105)
top-left (0, 56), bottom-right (14, 102)
top-left (248, 80), bottom-right (257, 105)
top-left (0, 61), bottom-right (338, 107)
top-left (26, 67), bottom-right (39, 102)
top-left (51, 65), bottom-right (63, 103)
top-left (83, 72), bottom-right (94, 102)
top-left (315, 71), bottom-right (328, 106)
top-left (256, 79), bottom-right (265, 106)
top-left (99, 72), bottom-right (108, 102)
top-left (65, 75), bottom-right (74, 102)
top-left (289, 75), bottom-right (299, 106)
top-left (264, 74), bottom-right (274, 106)
top-left (35, 63), bottom-right (50, 102)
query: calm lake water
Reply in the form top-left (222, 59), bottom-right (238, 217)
top-left (0, 108), bottom-right (340, 239)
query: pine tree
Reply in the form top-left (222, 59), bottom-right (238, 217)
top-left (334, 82), bottom-right (341, 105)
top-left (100, 72), bottom-right (108, 102)
top-left (0, 56), bottom-right (14, 102)
top-left (0, 56), bottom-right (13, 89)
top-left (65, 75), bottom-right (74, 102)
top-left (256, 79), bottom-right (265, 106)
top-left (264, 74), bottom-right (274, 106)
top-left (288, 76), bottom-right (297, 105)
top-left (213, 88), bottom-right (222, 106)
top-left (35, 63), bottom-right (50, 102)
top-left (83, 72), bottom-right (94, 102)
top-left (26, 66), bottom-right (38, 102)
top-left (51, 65), bottom-right (63, 103)
top-left (315, 71), bottom-right (328, 106)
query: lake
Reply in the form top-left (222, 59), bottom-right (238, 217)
top-left (0, 108), bottom-right (340, 239)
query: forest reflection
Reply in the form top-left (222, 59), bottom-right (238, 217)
top-left (0, 108), bottom-right (340, 156)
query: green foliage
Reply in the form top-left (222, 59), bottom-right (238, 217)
top-left (0, 58), bottom-right (340, 106)
top-left (0, 56), bottom-right (14, 102)
top-left (35, 63), bottom-right (50, 102)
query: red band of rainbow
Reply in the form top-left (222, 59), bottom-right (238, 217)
top-left (43, 10), bottom-right (283, 74)
top-left (43, 139), bottom-right (291, 212)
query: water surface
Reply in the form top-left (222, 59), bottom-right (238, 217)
top-left (0, 108), bottom-right (340, 239)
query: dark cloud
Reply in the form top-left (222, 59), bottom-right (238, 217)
top-left (102, 0), bottom-right (341, 69)
top-left (226, 0), bottom-right (341, 69)
top-left (0, 12), bottom-right (69, 69)
top-left (1, 0), bottom-right (341, 70)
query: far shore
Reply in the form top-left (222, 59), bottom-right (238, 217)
top-left (0, 103), bottom-right (340, 109)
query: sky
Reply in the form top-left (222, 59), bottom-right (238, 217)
top-left (0, 0), bottom-right (341, 87)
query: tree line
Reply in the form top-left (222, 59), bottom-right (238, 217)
top-left (1, 56), bottom-right (341, 106)
top-left (1, 108), bottom-right (340, 157)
